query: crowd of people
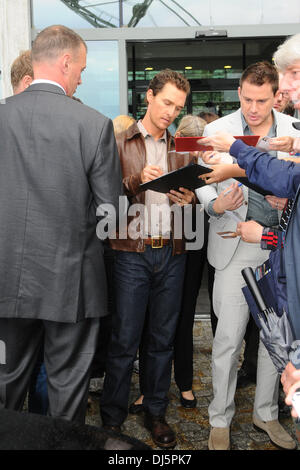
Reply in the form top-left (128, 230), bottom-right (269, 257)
top-left (1, 24), bottom-right (300, 451)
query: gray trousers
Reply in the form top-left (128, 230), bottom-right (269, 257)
top-left (0, 317), bottom-right (100, 423)
top-left (209, 240), bottom-right (279, 427)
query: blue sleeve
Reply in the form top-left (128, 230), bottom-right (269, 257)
top-left (260, 227), bottom-right (284, 251)
top-left (230, 140), bottom-right (300, 199)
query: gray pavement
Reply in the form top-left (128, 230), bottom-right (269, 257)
top-left (86, 318), bottom-right (299, 451)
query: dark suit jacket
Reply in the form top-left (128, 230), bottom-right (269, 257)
top-left (0, 83), bottom-right (123, 322)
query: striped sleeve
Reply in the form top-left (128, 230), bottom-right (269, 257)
top-left (261, 227), bottom-right (284, 251)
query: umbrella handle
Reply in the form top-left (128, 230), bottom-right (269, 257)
top-left (241, 267), bottom-right (268, 312)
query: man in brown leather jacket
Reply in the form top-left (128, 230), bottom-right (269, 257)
top-left (100, 70), bottom-right (196, 448)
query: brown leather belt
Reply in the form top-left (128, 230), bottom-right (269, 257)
top-left (144, 236), bottom-right (170, 248)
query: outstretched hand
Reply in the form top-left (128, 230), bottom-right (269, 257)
top-left (236, 220), bottom-right (263, 243)
top-left (199, 132), bottom-right (236, 153)
top-left (199, 163), bottom-right (246, 184)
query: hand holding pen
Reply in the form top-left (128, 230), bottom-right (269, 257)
top-left (223, 181), bottom-right (243, 196)
top-left (201, 151), bottom-right (222, 165)
top-left (212, 182), bottom-right (244, 215)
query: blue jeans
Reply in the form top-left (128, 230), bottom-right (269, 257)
top-left (100, 245), bottom-right (186, 425)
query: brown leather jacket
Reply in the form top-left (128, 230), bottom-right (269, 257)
top-left (109, 122), bottom-right (197, 255)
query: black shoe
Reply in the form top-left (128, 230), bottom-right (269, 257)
top-left (180, 393), bottom-right (197, 409)
top-left (144, 412), bottom-right (176, 449)
top-left (103, 424), bottom-right (122, 433)
top-left (236, 368), bottom-right (256, 389)
top-left (129, 401), bottom-right (144, 414)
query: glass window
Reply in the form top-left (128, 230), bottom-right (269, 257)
top-left (123, 0), bottom-right (202, 28)
top-left (31, 0), bottom-right (120, 29)
top-left (75, 41), bottom-right (120, 119)
top-left (123, 0), bottom-right (300, 27)
top-left (128, 39), bottom-right (244, 82)
top-left (31, 0), bottom-right (300, 29)
top-left (128, 36), bottom-right (284, 119)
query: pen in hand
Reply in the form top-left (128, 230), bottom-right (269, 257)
top-left (223, 182), bottom-right (243, 196)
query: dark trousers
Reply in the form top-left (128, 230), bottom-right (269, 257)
top-left (100, 246), bottom-right (186, 425)
top-left (174, 254), bottom-right (215, 391)
top-left (28, 344), bottom-right (49, 415)
top-left (0, 317), bottom-right (100, 423)
top-left (173, 210), bottom-right (216, 392)
top-left (91, 243), bottom-right (115, 378)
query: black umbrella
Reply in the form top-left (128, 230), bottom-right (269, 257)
top-left (241, 267), bottom-right (294, 374)
top-left (242, 265), bottom-right (300, 422)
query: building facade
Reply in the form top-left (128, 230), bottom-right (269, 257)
top-left (1, 0), bottom-right (300, 123)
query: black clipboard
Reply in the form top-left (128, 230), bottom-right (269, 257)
top-left (234, 177), bottom-right (273, 196)
top-left (139, 163), bottom-right (212, 193)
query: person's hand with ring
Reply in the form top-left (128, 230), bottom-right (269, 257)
top-left (264, 195), bottom-right (287, 211)
top-left (167, 187), bottom-right (195, 206)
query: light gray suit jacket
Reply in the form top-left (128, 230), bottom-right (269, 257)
top-left (0, 83), bottom-right (123, 322)
top-left (196, 108), bottom-right (300, 271)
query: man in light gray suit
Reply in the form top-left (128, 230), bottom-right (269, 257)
top-left (196, 61), bottom-right (299, 450)
top-left (0, 25), bottom-right (123, 423)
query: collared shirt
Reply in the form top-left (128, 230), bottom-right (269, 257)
top-left (137, 120), bottom-right (171, 237)
top-left (241, 112), bottom-right (279, 228)
top-left (31, 79), bottom-right (66, 94)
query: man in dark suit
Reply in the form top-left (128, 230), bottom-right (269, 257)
top-left (0, 25), bottom-right (123, 423)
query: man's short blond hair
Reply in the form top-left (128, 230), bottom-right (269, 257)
top-left (32, 25), bottom-right (86, 63)
top-left (10, 50), bottom-right (33, 91)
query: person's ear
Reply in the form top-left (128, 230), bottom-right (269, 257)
top-left (60, 53), bottom-right (72, 75)
top-left (146, 88), bottom-right (154, 105)
top-left (22, 75), bottom-right (33, 89)
top-left (238, 86), bottom-right (241, 101)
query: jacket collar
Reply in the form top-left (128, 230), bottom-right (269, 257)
top-left (124, 121), bottom-right (174, 150)
top-left (24, 83), bottom-right (66, 96)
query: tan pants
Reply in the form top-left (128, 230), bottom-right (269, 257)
top-left (209, 240), bottom-right (279, 428)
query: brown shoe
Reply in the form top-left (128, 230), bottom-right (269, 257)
top-left (208, 427), bottom-right (230, 450)
top-left (144, 413), bottom-right (176, 448)
top-left (253, 416), bottom-right (296, 450)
